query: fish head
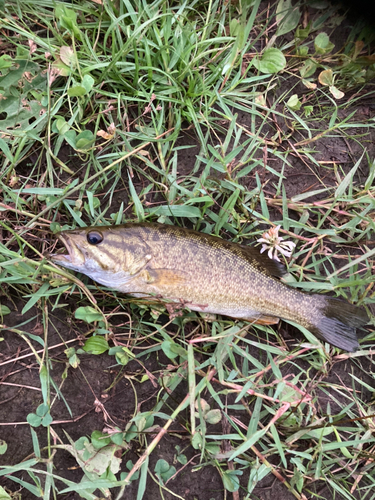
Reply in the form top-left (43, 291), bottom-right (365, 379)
top-left (50, 226), bottom-right (145, 288)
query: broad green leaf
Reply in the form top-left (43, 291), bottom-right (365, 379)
top-left (154, 459), bottom-right (176, 483)
top-left (75, 306), bottom-right (103, 323)
top-left (109, 346), bottom-right (134, 365)
top-left (56, 118), bottom-right (70, 135)
top-left (67, 85), bottom-right (87, 97)
top-left (56, 6), bottom-right (81, 39)
top-left (286, 94), bottom-right (301, 111)
top-left (276, 0), bottom-right (301, 37)
top-left (74, 436), bottom-right (90, 450)
top-left (0, 305), bottom-right (10, 315)
top-left (253, 48), bottom-right (286, 74)
top-left (82, 74), bottom-right (94, 92)
top-left (124, 424), bottom-right (138, 443)
top-left (63, 129), bottom-right (77, 148)
top-left (222, 469), bottom-right (242, 492)
top-left (314, 32), bottom-right (334, 54)
top-left (36, 403), bottom-right (49, 417)
top-left (229, 19), bottom-right (240, 36)
top-left (91, 431), bottom-right (111, 449)
top-left (299, 59), bottom-right (318, 78)
top-left (116, 350), bottom-right (130, 365)
top-left (75, 130), bottom-right (95, 150)
top-left (111, 431), bottom-right (125, 446)
top-left (296, 26), bottom-right (310, 40)
top-left (0, 440), bottom-right (7, 455)
top-left (0, 54), bottom-right (12, 70)
top-left (41, 412), bottom-right (53, 427)
top-left (248, 463), bottom-right (272, 494)
top-left (291, 469), bottom-right (304, 493)
top-left (206, 442), bottom-right (220, 455)
top-left (27, 413), bottom-right (42, 427)
top-left (177, 453), bottom-right (187, 465)
top-left (82, 336), bottom-right (109, 355)
top-left (161, 340), bottom-right (184, 360)
top-left (205, 409), bottom-right (222, 424)
top-left (0, 58), bottom-right (39, 87)
top-left (68, 353), bottom-right (80, 368)
top-left (196, 398), bottom-right (210, 414)
top-left (191, 431), bottom-right (203, 450)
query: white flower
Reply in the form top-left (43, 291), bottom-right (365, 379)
top-left (257, 225), bottom-right (296, 262)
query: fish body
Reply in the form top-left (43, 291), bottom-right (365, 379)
top-left (51, 223), bottom-right (369, 351)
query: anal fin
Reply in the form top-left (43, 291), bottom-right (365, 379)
top-left (244, 315), bottom-right (280, 325)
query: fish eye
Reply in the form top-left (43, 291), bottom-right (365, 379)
top-left (87, 231), bottom-right (103, 245)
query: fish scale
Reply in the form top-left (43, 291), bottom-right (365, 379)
top-left (51, 222), bottom-right (369, 351)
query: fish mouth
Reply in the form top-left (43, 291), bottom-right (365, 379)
top-left (50, 234), bottom-right (85, 269)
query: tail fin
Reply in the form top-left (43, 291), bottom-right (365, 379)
top-left (309, 297), bottom-right (369, 352)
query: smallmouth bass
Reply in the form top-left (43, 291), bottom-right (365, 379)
top-left (51, 223), bottom-right (369, 351)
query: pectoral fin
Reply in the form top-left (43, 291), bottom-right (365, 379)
top-left (139, 268), bottom-right (187, 286)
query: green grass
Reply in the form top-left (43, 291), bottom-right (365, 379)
top-left (0, 0), bottom-right (375, 499)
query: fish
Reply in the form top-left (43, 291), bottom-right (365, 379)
top-left (50, 222), bottom-right (369, 351)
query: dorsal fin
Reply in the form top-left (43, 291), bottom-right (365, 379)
top-left (240, 244), bottom-right (287, 278)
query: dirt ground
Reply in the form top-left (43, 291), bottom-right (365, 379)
top-left (3, 307), bottom-right (374, 500)
top-left (1, 10), bottom-right (375, 500)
